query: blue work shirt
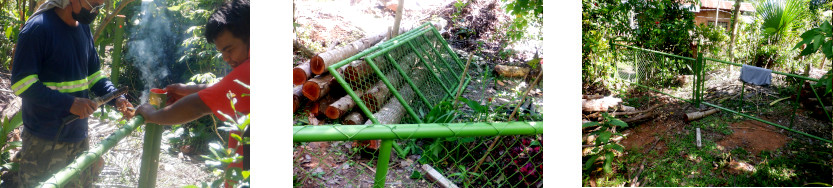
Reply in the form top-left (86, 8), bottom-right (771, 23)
top-left (10, 9), bottom-right (119, 142)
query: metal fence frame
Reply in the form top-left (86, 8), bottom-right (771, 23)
top-left (610, 41), bottom-right (832, 143)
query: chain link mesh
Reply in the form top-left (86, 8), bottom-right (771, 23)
top-left (293, 24), bottom-right (543, 187)
top-left (292, 122), bottom-right (544, 187)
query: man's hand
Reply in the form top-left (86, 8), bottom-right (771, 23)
top-left (69, 98), bottom-right (97, 119)
top-left (135, 104), bottom-right (156, 123)
top-left (116, 97), bottom-right (135, 120)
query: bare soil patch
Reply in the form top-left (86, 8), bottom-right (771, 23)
top-left (716, 120), bottom-right (790, 155)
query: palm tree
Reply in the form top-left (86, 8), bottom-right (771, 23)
top-left (756, 0), bottom-right (808, 43)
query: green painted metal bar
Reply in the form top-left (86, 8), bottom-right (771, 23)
top-left (293, 121), bottom-right (544, 142)
top-left (373, 139), bottom-right (394, 188)
top-left (329, 66), bottom-right (379, 124)
top-left (692, 55), bottom-right (699, 107)
top-left (365, 28), bottom-right (433, 61)
top-left (429, 26), bottom-right (466, 69)
top-left (327, 25), bottom-right (431, 70)
top-left (419, 33), bottom-right (457, 74)
top-left (808, 84), bottom-right (832, 122)
top-left (703, 57), bottom-right (820, 82)
top-left (37, 116), bottom-right (145, 188)
top-left (408, 42), bottom-right (453, 94)
top-left (407, 41), bottom-right (457, 89)
top-left (610, 43), bottom-right (696, 61)
top-left (384, 53), bottom-right (433, 108)
top-left (412, 36), bottom-right (460, 81)
top-left (701, 102), bottom-right (832, 143)
top-left (110, 15), bottom-right (126, 85)
top-left (364, 58), bottom-right (423, 124)
top-left (406, 42), bottom-right (454, 97)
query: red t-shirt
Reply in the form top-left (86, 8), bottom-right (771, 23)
top-left (198, 59), bottom-right (250, 175)
top-left (198, 60), bottom-right (250, 121)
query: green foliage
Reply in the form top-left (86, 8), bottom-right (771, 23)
top-left (192, 82), bottom-right (250, 187)
top-left (0, 113), bottom-right (23, 181)
top-left (582, 0), bottom-right (628, 87)
top-left (756, 0), bottom-right (809, 43)
top-left (583, 113), bottom-right (626, 175)
top-left (502, 0), bottom-right (543, 42)
top-left (793, 20), bottom-right (833, 94)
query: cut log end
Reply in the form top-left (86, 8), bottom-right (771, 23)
top-left (293, 67), bottom-right (308, 85)
top-left (325, 106), bottom-right (341, 120)
top-left (361, 94), bottom-right (380, 112)
top-left (343, 112), bottom-right (365, 125)
top-left (302, 81), bottom-right (321, 101)
top-left (310, 55), bottom-right (325, 75)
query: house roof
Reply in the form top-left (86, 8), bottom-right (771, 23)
top-left (697, 0), bottom-right (755, 12)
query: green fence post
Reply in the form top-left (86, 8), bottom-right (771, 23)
top-left (110, 15), bottom-right (126, 85)
top-left (373, 140), bottom-right (394, 188)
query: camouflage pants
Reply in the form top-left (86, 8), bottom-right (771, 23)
top-left (16, 130), bottom-right (94, 188)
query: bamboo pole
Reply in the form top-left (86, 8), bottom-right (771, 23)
top-left (110, 15), bottom-right (126, 85)
top-left (37, 116), bottom-right (145, 188)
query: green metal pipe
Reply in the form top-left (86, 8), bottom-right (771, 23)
top-left (611, 43), bottom-right (697, 61)
top-left (412, 37), bottom-right (460, 81)
top-left (704, 57), bottom-right (820, 82)
top-left (808, 84), bottom-right (832, 122)
top-left (328, 25), bottom-right (431, 70)
top-left (406, 42), bottom-right (456, 94)
top-left (364, 58), bottom-right (423, 125)
top-left (365, 28), bottom-right (433, 62)
top-left (701, 102), bottom-right (832, 143)
top-left (406, 43), bottom-right (454, 96)
top-left (37, 116), bottom-right (145, 188)
top-left (419, 34), bottom-right (457, 74)
top-left (373, 140), bottom-right (394, 188)
top-left (329, 66), bottom-right (379, 124)
top-left (384, 53), bottom-right (432, 108)
top-left (429, 27), bottom-right (466, 69)
top-left (293, 121), bottom-right (543, 142)
top-left (110, 15), bottom-right (126, 85)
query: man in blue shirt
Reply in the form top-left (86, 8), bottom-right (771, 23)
top-left (9, 0), bottom-right (134, 186)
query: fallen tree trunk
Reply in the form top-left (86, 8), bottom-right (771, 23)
top-left (360, 72), bottom-right (406, 112)
top-left (585, 104), bottom-right (661, 120)
top-left (342, 112), bottom-right (365, 125)
top-left (293, 85), bottom-right (305, 113)
top-left (621, 111), bottom-right (656, 123)
top-left (582, 96), bottom-right (623, 112)
top-left (310, 34), bottom-right (386, 75)
top-left (494, 65), bottom-right (529, 78)
top-left (343, 60), bottom-right (374, 82)
top-left (685, 108), bottom-right (720, 122)
top-left (325, 91), bottom-right (364, 120)
top-left (293, 61), bottom-right (312, 86)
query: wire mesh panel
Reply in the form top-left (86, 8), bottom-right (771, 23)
top-left (612, 44), bottom-right (697, 102)
top-left (292, 122), bottom-right (544, 187)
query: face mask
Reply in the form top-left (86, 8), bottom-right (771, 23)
top-left (71, 0), bottom-right (101, 24)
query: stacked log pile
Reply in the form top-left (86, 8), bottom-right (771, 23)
top-left (294, 24), bottom-right (426, 130)
top-left (581, 95), bottom-right (659, 124)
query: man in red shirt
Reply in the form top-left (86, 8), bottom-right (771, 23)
top-left (136, 0), bottom-right (249, 184)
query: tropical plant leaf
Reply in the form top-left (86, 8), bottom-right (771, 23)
top-left (582, 121), bottom-right (600, 128)
top-left (610, 144), bottom-right (624, 153)
top-left (584, 155), bottom-right (600, 170)
top-left (604, 152), bottom-right (614, 174)
top-left (609, 118), bottom-right (628, 128)
top-left (596, 131), bottom-right (612, 146)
